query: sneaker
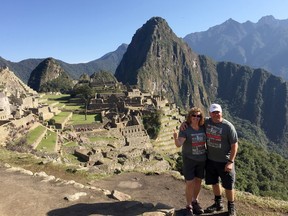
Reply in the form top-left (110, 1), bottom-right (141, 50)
top-left (192, 200), bottom-right (204, 214)
top-left (205, 199), bottom-right (224, 213)
top-left (228, 202), bottom-right (236, 216)
top-left (185, 205), bottom-right (194, 216)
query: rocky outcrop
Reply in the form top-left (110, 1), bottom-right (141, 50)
top-left (27, 58), bottom-right (74, 93)
top-left (0, 67), bottom-right (37, 96)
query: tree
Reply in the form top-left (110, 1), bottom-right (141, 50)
top-left (73, 84), bottom-right (95, 120)
top-left (142, 109), bottom-right (162, 139)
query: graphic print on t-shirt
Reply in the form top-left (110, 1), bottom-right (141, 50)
top-left (190, 133), bottom-right (206, 155)
top-left (206, 124), bottom-right (222, 149)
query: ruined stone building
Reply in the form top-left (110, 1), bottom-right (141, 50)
top-left (0, 92), bottom-right (12, 120)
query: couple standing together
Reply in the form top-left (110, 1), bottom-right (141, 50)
top-left (173, 104), bottom-right (238, 216)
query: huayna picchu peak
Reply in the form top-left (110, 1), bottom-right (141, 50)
top-left (115, 17), bottom-right (210, 111)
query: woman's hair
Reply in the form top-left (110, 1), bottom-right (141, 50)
top-left (186, 107), bottom-right (205, 126)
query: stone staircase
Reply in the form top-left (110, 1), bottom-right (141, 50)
top-left (152, 106), bottom-right (185, 155)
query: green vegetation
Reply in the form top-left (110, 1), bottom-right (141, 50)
top-left (0, 147), bottom-right (105, 182)
top-left (52, 112), bottom-right (72, 123)
top-left (36, 130), bottom-right (57, 152)
top-left (42, 94), bottom-right (70, 100)
top-left (90, 70), bottom-right (118, 83)
top-left (63, 141), bottom-right (78, 147)
top-left (39, 73), bottom-right (74, 93)
top-left (70, 113), bottom-right (100, 125)
top-left (26, 125), bottom-right (46, 146)
top-left (64, 104), bottom-right (83, 110)
top-left (236, 190), bottom-right (288, 214)
top-left (72, 84), bottom-right (95, 120)
top-left (236, 140), bottom-right (288, 201)
top-left (43, 94), bottom-right (83, 110)
top-left (142, 110), bottom-right (162, 139)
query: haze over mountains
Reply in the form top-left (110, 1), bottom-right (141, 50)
top-left (184, 15), bottom-right (288, 80)
top-left (1, 15), bottom-right (288, 82)
top-left (0, 44), bottom-right (127, 84)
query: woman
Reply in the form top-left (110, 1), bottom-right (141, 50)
top-left (173, 107), bottom-right (206, 215)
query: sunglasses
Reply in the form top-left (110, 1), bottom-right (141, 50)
top-left (192, 114), bottom-right (201, 118)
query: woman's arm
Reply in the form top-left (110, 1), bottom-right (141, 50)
top-left (173, 129), bottom-right (186, 147)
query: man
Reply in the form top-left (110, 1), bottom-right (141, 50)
top-left (204, 103), bottom-right (238, 216)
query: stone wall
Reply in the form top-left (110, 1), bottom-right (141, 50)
top-left (37, 106), bottom-right (54, 120)
top-left (54, 112), bottom-right (73, 129)
top-left (11, 113), bottom-right (36, 128)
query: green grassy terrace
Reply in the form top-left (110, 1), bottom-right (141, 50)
top-left (70, 113), bottom-right (101, 125)
top-left (36, 130), bottom-right (57, 152)
top-left (42, 94), bottom-right (83, 110)
top-left (26, 125), bottom-right (46, 146)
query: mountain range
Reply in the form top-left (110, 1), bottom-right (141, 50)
top-left (1, 16), bottom-right (288, 82)
top-left (1, 16), bottom-right (288, 158)
top-left (184, 15), bottom-right (288, 80)
top-left (0, 44), bottom-right (127, 83)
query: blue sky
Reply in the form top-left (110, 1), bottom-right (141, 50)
top-left (1, 0), bottom-right (288, 63)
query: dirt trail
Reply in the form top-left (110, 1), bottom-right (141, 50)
top-left (0, 166), bottom-right (286, 216)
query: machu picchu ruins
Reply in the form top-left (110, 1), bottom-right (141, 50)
top-left (0, 66), bottom-right (185, 175)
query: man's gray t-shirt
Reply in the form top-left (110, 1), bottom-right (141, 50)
top-left (205, 118), bottom-right (238, 162)
top-left (179, 126), bottom-right (207, 162)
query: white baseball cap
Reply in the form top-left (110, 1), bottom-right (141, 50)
top-left (209, 103), bottom-right (222, 113)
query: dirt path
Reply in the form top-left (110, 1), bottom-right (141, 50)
top-left (0, 166), bottom-right (286, 216)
